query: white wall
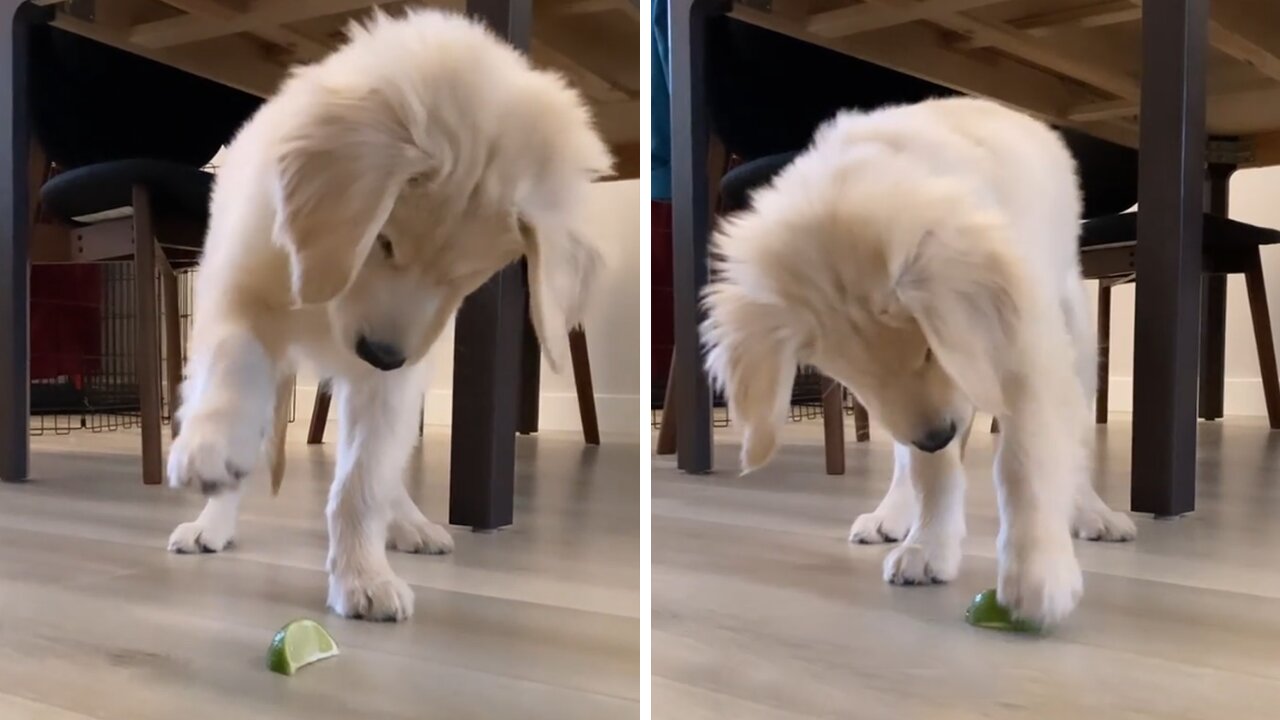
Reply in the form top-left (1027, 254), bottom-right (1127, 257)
top-left (1101, 167), bottom-right (1280, 416)
top-left (295, 179), bottom-right (641, 436)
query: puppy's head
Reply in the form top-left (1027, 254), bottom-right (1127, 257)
top-left (269, 9), bottom-right (611, 373)
top-left (703, 158), bottom-right (1028, 471)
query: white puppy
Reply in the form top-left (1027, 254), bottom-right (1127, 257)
top-left (702, 98), bottom-right (1134, 626)
top-left (166, 10), bottom-right (612, 621)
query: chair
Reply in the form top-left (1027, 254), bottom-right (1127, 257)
top-left (1066, 130), bottom-right (1280, 428)
top-left (30, 25), bottom-right (260, 484)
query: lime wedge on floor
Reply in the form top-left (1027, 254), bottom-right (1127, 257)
top-left (964, 589), bottom-right (1042, 634)
top-left (267, 619), bottom-right (339, 675)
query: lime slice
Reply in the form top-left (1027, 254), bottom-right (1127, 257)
top-left (964, 589), bottom-right (1042, 634)
top-left (267, 619), bottom-right (339, 675)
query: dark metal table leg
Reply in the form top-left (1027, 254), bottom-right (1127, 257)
top-left (1197, 163), bottom-right (1233, 421)
top-left (1131, 0), bottom-right (1208, 517)
top-left (0, 2), bottom-right (45, 484)
top-left (449, 0), bottom-right (530, 531)
top-left (669, 0), bottom-right (728, 474)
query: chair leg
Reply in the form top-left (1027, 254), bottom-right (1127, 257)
top-left (308, 383), bottom-right (331, 444)
top-left (657, 348), bottom-right (678, 455)
top-left (1097, 280), bottom-right (1112, 424)
top-left (1244, 253), bottom-right (1280, 429)
top-left (569, 328), bottom-right (600, 446)
top-left (517, 297), bottom-right (541, 435)
top-left (132, 186), bottom-right (162, 485)
top-left (851, 396), bottom-right (870, 442)
top-left (161, 260), bottom-right (182, 438)
top-left (820, 375), bottom-right (845, 475)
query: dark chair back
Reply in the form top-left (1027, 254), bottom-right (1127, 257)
top-left (705, 18), bottom-right (955, 161)
top-left (29, 24), bottom-right (262, 170)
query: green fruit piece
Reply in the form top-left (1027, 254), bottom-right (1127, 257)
top-left (964, 589), bottom-right (1042, 633)
top-left (267, 619), bottom-right (340, 676)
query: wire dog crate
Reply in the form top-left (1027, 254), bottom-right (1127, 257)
top-left (30, 265), bottom-right (295, 437)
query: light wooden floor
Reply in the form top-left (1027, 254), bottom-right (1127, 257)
top-left (654, 416), bottom-right (1280, 720)
top-left (2, 426), bottom-right (638, 720)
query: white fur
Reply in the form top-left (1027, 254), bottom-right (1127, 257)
top-left (703, 98), bottom-right (1135, 626)
top-left (166, 9), bottom-right (611, 622)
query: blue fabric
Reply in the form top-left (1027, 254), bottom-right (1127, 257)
top-left (651, 0), bottom-right (672, 200)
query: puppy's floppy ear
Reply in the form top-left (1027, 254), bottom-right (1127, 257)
top-left (894, 203), bottom-right (1026, 414)
top-left (521, 217), bottom-right (602, 373)
top-left (702, 284), bottom-right (799, 474)
top-left (272, 90), bottom-right (421, 306)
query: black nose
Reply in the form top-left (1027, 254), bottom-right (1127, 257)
top-left (912, 421), bottom-right (957, 454)
top-left (355, 336), bottom-right (405, 371)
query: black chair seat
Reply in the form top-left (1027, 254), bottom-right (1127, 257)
top-left (1082, 212), bottom-right (1280, 250)
top-left (720, 152), bottom-right (798, 213)
top-left (41, 159), bottom-right (214, 223)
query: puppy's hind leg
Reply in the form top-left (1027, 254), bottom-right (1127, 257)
top-left (326, 371), bottom-right (423, 622)
top-left (388, 481), bottom-right (454, 555)
top-left (1073, 483), bottom-right (1137, 542)
top-left (882, 431), bottom-right (967, 585)
top-left (1062, 276), bottom-right (1136, 543)
top-left (849, 442), bottom-right (917, 544)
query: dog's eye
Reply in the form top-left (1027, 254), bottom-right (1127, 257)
top-left (376, 234), bottom-right (394, 260)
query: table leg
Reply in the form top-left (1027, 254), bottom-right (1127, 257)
top-left (1197, 164), bottom-right (1233, 421)
top-left (447, 0), bottom-right (531, 531)
top-left (0, 2), bottom-right (46, 484)
top-left (1131, 0), bottom-right (1208, 517)
top-left (669, 0), bottom-right (728, 474)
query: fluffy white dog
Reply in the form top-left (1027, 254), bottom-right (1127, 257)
top-left (702, 97), bottom-right (1135, 626)
top-left (166, 10), bottom-right (612, 621)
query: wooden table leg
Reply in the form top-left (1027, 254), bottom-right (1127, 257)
top-left (0, 2), bottom-right (44, 484)
top-left (1131, 0), bottom-right (1207, 517)
top-left (669, 0), bottom-right (729, 474)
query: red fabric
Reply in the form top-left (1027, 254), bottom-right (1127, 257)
top-left (651, 200), bottom-right (673, 386)
top-left (30, 264), bottom-right (102, 382)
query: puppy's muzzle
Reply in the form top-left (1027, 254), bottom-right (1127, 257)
top-left (912, 421), bottom-right (957, 454)
top-left (355, 336), bottom-right (406, 371)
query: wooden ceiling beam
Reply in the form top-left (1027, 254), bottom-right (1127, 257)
top-left (130, 0), bottom-right (407, 49)
top-left (959, 1), bottom-right (1139, 49)
top-left (806, 0), bottom-right (1000, 38)
top-left (154, 0), bottom-right (329, 61)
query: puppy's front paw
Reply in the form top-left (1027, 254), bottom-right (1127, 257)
top-left (389, 515), bottom-right (454, 555)
top-left (849, 506), bottom-right (914, 544)
top-left (168, 519), bottom-right (235, 554)
top-left (883, 537), bottom-right (961, 585)
top-left (998, 532), bottom-right (1083, 626)
top-left (328, 570), bottom-right (415, 622)
top-left (1073, 506), bottom-right (1137, 542)
top-left (167, 421), bottom-right (256, 495)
